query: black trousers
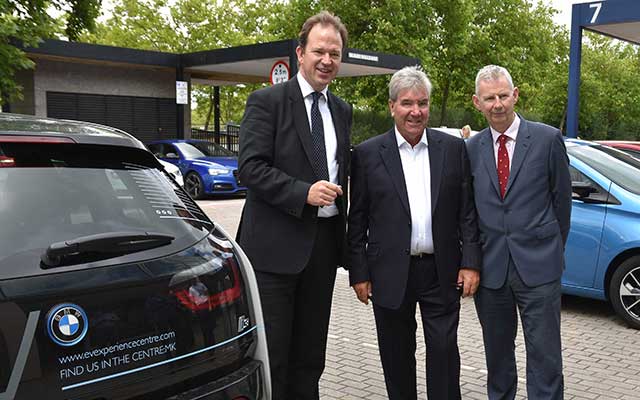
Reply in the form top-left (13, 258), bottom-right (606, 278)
top-left (373, 255), bottom-right (462, 400)
top-left (255, 217), bottom-right (339, 400)
top-left (475, 258), bottom-right (563, 400)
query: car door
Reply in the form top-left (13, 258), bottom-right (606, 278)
top-left (563, 163), bottom-right (609, 291)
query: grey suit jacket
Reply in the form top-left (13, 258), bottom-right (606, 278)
top-left (465, 117), bottom-right (572, 289)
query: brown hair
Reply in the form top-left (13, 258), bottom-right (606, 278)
top-left (298, 11), bottom-right (348, 50)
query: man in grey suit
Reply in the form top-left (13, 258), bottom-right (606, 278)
top-left (466, 65), bottom-right (572, 400)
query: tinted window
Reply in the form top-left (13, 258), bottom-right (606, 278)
top-left (567, 144), bottom-right (640, 195)
top-left (0, 143), bottom-right (213, 274)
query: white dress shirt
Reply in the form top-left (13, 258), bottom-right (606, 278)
top-left (395, 128), bottom-right (434, 255)
top-left (490, 115), bottom-right (520, 170)
top-left (298, 73), bottom-right (339, 217)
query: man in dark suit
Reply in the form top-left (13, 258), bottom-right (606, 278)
top-left (237, 11), bottom-right (352, 400)
top-left (466, 65), bottom-right (572, 400)
top-left (347, 66), bottom-right (481, 399)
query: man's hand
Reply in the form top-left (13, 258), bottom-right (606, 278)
top-left (457, 268), bottom-right (480, 298)
top-left (307, 181), bottom-right (343, 206)
top-left (352, 281), bottom-right (372, 305)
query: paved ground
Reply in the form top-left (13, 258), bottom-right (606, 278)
top-left (198, 198), bottom-right (640, 400)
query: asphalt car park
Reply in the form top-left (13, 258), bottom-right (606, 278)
top-left (0, 114), bottom-right (269, 400)
top-left (199, 197), bottom-right (640, 400)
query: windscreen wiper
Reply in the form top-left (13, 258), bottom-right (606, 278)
top-left (41, 231), bottom-right (175, 268)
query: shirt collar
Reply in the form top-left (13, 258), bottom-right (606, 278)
top-left (297, 72), bottom-right (328, 101)
top-left (394, 126), bottom-right (428, 149)
top-left (490, 114), bottom-right (520, 144)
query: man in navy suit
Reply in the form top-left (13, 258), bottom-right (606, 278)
top-left (237, 11), bottom-right (352, 400)
top-left (347, 66), bottom-right (481, 399)
top-left (466, 65), bottom-right (572, 400)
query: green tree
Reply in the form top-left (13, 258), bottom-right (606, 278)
top-left (0, 0), bottom-right (100, 104)
top-left (85, 0), bottom-right (286, 128)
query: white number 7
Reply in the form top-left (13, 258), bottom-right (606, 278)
top-left (589, 3), bottom-right (602, 24)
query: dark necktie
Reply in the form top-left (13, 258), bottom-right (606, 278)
top-left (310, 92), bottom-right (330, 181)
top-left (497, 134), bottom-right (510, 198)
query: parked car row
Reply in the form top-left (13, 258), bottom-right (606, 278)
top-left (0, 113), bottom-right (269, 399)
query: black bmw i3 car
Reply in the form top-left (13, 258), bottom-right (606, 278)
top-left (0, 113), bottom-right (270, 400)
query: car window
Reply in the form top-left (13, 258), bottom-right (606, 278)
top-left (0, 142), bottom-right (213, 275)
top-left (567, 144), bottom-right (640, 195)
top-left (569, 165), bottom-right (610, 203)
top-left (174, 142), bottom-right (206, 159)
top-left (190, 141), bottom-right (236, 157)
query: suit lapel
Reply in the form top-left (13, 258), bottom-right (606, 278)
top-left (288, 77), bottom-right (316, 176)
top-left (379, 130), bottom-right (411, 218)
top-left (426, 129), bottom-right (444, 214)
top-left (328, 92), bottom-right (347, 185)
top-left (505, 117), bottom-right (532, 197)
top-left (478, 128), bottom-right (502, 198)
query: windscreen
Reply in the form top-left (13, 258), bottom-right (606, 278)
top-left (0, 142), bottom-right (214, 275)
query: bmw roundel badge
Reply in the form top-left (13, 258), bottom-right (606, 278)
top-left (46, 303), bottom-right (88, 347)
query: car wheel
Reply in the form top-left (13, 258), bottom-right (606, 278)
top-left (610, 255), bottom-right (640, 329)
top-left (185, 172), bottom-right (205, 200)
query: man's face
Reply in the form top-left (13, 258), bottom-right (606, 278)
top-left (473, 77), bottom-right (519, 133)
top-left (296, 24), bottom-right (343, 92)
top-left (389, 88), bottom-right (430, 144)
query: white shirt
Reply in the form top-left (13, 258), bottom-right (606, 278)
top-left (395, 128), bottom-right (434, 255)
top-left (490, 115), bottom-right (520, 171)
top-left (298, 73), bottom-right (339, 217)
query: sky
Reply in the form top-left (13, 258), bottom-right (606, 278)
top-left (546, 0), bottom-right (595, 27)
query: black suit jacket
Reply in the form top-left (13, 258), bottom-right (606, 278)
top-left (347, 128), bottom-right (481, 309)
top-left (237, 76), bottom-right (352, 273)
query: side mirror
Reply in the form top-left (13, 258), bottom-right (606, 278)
top-left (572, 181), bottom-right (596, 199)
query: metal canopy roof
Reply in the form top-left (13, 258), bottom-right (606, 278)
top-left (26, 39), bottom-right (419, 86)
top-left (567, 0), bottom-right (640, 137)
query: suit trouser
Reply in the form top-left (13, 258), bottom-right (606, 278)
top-left (373, 255), bottom-right (461, 400)
top-left (254, 216), bottom-right (339, 400)
top-left (475, 258), bottom-right (564, 400)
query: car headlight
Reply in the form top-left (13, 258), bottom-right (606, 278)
top-left (208, 168), bottom-right (229, 176)
top-left (170, 169), bottom-right (183, 180)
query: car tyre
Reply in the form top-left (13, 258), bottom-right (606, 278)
top-left (610, 255), bottom-right (640, 330)
top-left (185, 172), bottom-right (205, 200)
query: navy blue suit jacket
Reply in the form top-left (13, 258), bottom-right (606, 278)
top-left (347, 128), bottom-right (481, 309)
top-left (465, 117), bottom-right (572, 289)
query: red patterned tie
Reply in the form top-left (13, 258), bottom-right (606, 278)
top-left (497, 134), bottom-right (510, 198)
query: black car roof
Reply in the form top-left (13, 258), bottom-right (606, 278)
top-left (0, 113), bottom-right (147, 150)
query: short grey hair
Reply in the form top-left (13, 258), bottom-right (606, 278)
top-left (475, 65), bottom-right (514, 95)
top-left (389, 66), bottom-right (432, 101)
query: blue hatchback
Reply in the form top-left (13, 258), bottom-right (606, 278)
top-left (564, 139), bottom-right (640, 329)
top-left (147, 140), bottom-right (246, 199)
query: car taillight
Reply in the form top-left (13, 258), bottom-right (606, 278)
top-left (0, 156), bottom-right (15, 167)
top-left (172, 261), bottom-right (243, 312)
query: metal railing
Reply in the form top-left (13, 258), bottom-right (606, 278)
top-left (191, 123), bottom-right (240, 154)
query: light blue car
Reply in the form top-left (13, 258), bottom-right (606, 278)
top-left (564, 139), bottom-right (640, 329)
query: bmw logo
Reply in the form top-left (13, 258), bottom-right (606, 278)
top-left (46, 303), bottom-right (88, 347)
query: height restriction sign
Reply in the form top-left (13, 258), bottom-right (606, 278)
top-left (270, 61), bottom-right (290, 85)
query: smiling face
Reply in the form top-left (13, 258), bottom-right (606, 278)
top-left (389, 87), bottom-right (430, 146)
top-left (473, 76), bottom-right (519, 133)
top-left (296, 23), bottom-right (343, 92)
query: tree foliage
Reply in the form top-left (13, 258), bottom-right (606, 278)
top-left (20, 0), bottom-right (640, 140)
top-left (0, 0), bottom-right (100, 104)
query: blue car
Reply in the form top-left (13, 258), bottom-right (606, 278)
top-left (147, 140), bottom-right (245, 199)
top-left (564, 139), bottom-right (640, 329)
